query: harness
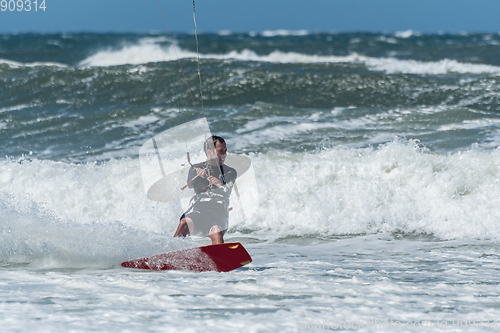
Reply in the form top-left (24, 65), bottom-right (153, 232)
top-left (180, 162), bottom-right (230, 218)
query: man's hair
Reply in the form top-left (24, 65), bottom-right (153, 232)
top-left (204, 135), bottom-right (225, 155)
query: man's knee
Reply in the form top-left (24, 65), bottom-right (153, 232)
top-left (209, 225), bottom-right (223, 235)
top-left (177, 217), bottom-right (194, 235)
top-left (208, 225), bottom-right (224, 244)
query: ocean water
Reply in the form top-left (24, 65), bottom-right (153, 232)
top-left (1, 31), bottom-right (500, 332)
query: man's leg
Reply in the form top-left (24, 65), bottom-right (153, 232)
top-left (209, 225), bottom-right (224, 245)
top-left (174, 217), bottom-right (194, 238)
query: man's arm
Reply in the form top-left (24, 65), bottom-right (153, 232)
top-left (187, 165), bottom-right (209, 190)
top-left (221, 166), bottom-right (237, 192)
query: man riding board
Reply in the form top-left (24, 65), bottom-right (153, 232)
top-left (174, 135), bottom-right (237, 244)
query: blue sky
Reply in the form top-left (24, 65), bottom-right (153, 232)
top-left (1, 0), bottom-right (499, 34)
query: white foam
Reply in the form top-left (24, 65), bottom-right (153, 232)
top-left (218, 30), bottom-right (233, 36)
top-left (438, 119), bottom-right (500, 132)
top-left (0, 158), bottom-right (194, 267)
top-left (1, 139), bottom-right (500, 268)
top-left (0, 103), bottom-right (34, 114)
top-left (365, 57), bottom-right (500, 75)
top-left (214, 50), bottom-right (500, 75)
top-left (0, 58), bottom-right (67, 68)
top-left (0, 158), bottom-right (179, 231)
top-left (78, 42), bottom-right (360, 67)
top-left (78, 39), bottom-right (197, 67)
top-left (261, 30), bottom-right (310, 37)
top-left (243, 140), bottom-right (500, 240)
top-left (122, 114), bottom-right (161, 130)
top-left (4, 140), bottom-right (500, 239)
top-left (77, 38), bottom-right (500, 75)
top-left (394, 30), bottom-right (421, 38)
top-left (227, 50), bottom-right (363, 64)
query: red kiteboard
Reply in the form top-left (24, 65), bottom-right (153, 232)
top-left (121, 242), bottom-right (252, 272)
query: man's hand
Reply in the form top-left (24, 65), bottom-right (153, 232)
top-left (194, 167), bottom-right (222, 187)
top-left (208, 175), bottom-right (222, 186)
top-left (195, 168), bottom-right (208, 178)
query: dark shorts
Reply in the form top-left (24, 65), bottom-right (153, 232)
top-left (180, 209), bottom-right (228, 237)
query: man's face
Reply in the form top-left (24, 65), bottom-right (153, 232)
top-left (207, 141), bottom-right (227, 165)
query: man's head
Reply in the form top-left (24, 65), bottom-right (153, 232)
top-left (204, 135), bottom-right (227, 165)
